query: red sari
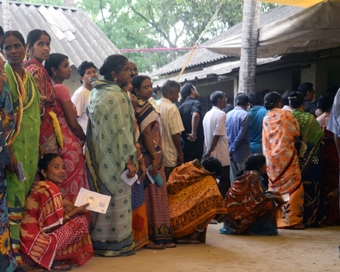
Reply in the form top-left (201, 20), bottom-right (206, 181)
top-left (20, 181), bottom-right (93, 270)
top-left (53, 85), bottom-right (89, 201)
top-left (24, 60), bottom-right (57, 152)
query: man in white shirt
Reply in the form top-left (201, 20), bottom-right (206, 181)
top-left (203, 91), bottom-right (231, 199)
top-left (71, 61), bottom-right (98, 134)
top-left (157, 80), bottom-right (185, 180)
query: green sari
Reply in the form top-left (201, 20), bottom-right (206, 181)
top-left (292, 109), bottom-right (324, 227)
top-left (85, 78), bottom-right (137, 256)
top-left (4, 63), bottom-right (41, 261)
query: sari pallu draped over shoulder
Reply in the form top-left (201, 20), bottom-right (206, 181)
top-left (4, 63), bottom-right (41, 261)
top-left (20, 181), bottom-right (93, 270)
top-left (221, 171), bottom-right (278, 235)
top-left (262, 109), bottom-right (301, 194)
top-left (24, 60), bottom-right (62, 151)
top-left (167, 160), bottom-right (228, 238)
top-left (86, 79), bottom-right (137, 194)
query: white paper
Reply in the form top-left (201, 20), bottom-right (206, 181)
top-left (146, 170), bottom-right (155, 184)
top-left (17, 162), bottom-right (26, 182)
top-left (74, 188), bottom-right (111, 214)
top-left (282, 193), bottom-right (290, 202)
top-left (121, 170), bottom-right (138, 186)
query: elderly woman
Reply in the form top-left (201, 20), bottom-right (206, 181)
top-left (85, 54), bottom-right (138, 256)
top-left (1, 30), bottom-right (41, 269)
top-left (132, 75), bottom-right (175, 249)
top-left (167, 157), bottom-right (228, 243)
top-left (262, 92), bottom-right (304, 229)
top-left (220, 154), bottom-right (284, 236)
top-left (290, 92), bottom-right (325, 227)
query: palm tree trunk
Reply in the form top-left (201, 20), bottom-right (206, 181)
top-left (238, 0), bottom-right (260, 94)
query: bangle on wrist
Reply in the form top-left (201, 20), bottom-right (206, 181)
top-left (137, 154), bottom-right (143, 161)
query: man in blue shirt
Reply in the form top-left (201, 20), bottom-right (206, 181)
top-left (248, 93), bottom-right (268, 154)
top-left (226, 93), bottom-right (252, 184)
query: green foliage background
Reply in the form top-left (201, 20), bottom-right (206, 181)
top-left (17, 0), bottom-right (278, 72)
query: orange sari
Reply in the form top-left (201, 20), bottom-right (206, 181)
top-left (262, 109), bottom-right (303, 227)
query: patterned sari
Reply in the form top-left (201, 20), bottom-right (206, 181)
top-left (24, 60), bottom-right (59, 153)
top-left (20, 181), bottom-right (93, 270)
top-left (167, 160), bottom-right (228, 238)
top-left (85, 79), bottom-right (136, 257)
top-left (4, 63), bottom-right (41, 262)
top-left (135, 97), bottom-right (173, 245)
top-left (0, 82), bottom-right (17, 271)
top-left (262, 108), bottom-right (303, 227)
top-left (220, 171), bottom-right (278, 235)
top-left (292, 109), bottom-right (325, 227)
top-left (53, 85), bottom-right (89, 221)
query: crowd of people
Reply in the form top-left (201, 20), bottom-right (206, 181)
top-left (0, 26), bottom-right (339, 272)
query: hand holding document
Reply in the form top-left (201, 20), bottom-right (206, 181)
top-left (75, 188), bottom-right (111, 214)
top-left (121, 170), bottom-right (138, 186)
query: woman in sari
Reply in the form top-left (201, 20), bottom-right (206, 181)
top-left (0, 39), bottom-right (17, 272)
top-left (1, 31), bottom-right (42, 269)
top-left (20, 153), bottom-right (93, 271)
top-left (317, 93), bottom-right (339, 225)
top-left (121, 80), bottom-right (149, 250)
top-left (85, 54), bottom-right (137, 257)
top-left (290, 92), bottom-right (325, 227)
top-left (262, 92), bottom-right (304, 229)
top-left (220, 154), bottom-right (284, 236)
top-left (168, 157), bottom-right (228, 243)
top-left (24, 29), bottom-right (60, 153)
top-left (132, 75), bottom-right (175, 249)
top-left (44, 54), bottom-right (90, 223)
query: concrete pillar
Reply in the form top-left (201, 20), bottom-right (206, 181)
top-left (233, 78), bottom-right (238, 98)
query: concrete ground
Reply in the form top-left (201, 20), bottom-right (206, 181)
top-left (74, 223), bottom-right (340, 272)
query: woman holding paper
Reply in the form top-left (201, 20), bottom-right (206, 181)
top-left (290, 92), bottom-right (325, 227)
top-left (220, 154), bottom-right (284, 236)
top-left (20, 153), bottom-right (94, 271)
top-left (85, 54), bottom-right (137, 256)
top-left (132, 75), bottom-right (175, 248)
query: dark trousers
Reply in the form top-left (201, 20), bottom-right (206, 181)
top-left (165, 166), bottom-right (176, 181)
top-left (218, 166), bottom-right (231, 199)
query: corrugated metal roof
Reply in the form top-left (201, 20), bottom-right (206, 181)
top-left (152, 57), bottom-right (281, 88)
top-left (0, 1), bottom-right (120, 68)
top-left (151, 5), bottom-right (302, 76)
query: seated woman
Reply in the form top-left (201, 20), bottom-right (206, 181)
top-left (220, 154), bottom-right (284, 236)
top-left (167, 157), bottom-right (228, 244)
top-left (20, 154), bottom-right (94, 271)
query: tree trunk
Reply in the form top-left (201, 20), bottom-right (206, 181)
top-left (238, 0), bottom-right (260, 94)
top-left (3, 0), bottom-right (11, 31)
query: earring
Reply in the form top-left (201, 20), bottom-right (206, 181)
top-left (25, 52), bottom-right (29, 59)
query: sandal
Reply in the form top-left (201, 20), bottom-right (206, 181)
top-left (163, 243), bottom-right (176, 248)
top-left (143, 243), bottom-right (165, 250)
top-left (15, 265), bottom-right (46, 272)
top-left (174, 238), bottom-right (201, 244)
top-left (278, 224), bottom-right (305, 230)
top-left (51, 261), bottom-right (72, 271)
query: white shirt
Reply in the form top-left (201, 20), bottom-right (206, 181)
top-left (157, 98), bottom-right (185, 167)
top-left (71, 86), bottom-right (90, 133)
top-left (203, 106), bottom-right (230, 166)
top-left (327, 88), bottom-right (340, 137)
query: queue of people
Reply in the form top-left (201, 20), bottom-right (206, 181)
top-left (0, 26), bottom-right (340, 272)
